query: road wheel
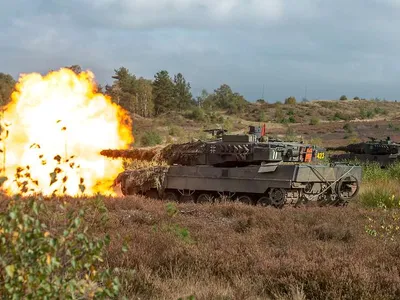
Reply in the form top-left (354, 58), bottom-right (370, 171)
top-left (257, 196), bottom-right (271, 207)
top-left (269, 188), bottom-right (286, 208)
top-left (335, 175), bottom-right (360, 206)
top-left (196, 193), bottom-right (214, 203)
top-left (179, 195), bottom-right (195, 203)
top-left (237, 195), bottom-right (253, 205)
top-left (163, 191), bottom-right (179, 202)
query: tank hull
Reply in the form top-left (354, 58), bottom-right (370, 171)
top-left (115, 163), bottom-right (362, 208)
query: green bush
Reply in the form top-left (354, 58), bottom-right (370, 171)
top-left (366, 110), bottom-right (375, 118)
top-left (187, 107), bottom-right (206, 121)
top-left (339, 95), bottom-right (347, 100)
top-left (0, 197), bottom-right (120, 298)
top-left (333, 112), bottom-right (348, 121)
top-left (361, 162), bottom-right (388, 182)
top-left (309, 117), bottom-right (320, 125)
top-left (287, 109), bottom-right (294, 116)
top-left (359, 108), bottom-right (376, 119)
top-left (357, 161), bottom-right (400, 182)
top-left (140, 131), bottom-right (162, 146)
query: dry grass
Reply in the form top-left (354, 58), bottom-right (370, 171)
top-left (3, 194), bottom-right (399, 300)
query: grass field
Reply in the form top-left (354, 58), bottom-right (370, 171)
top-left (97, 196), bottom-right (400, 300)
top-left (1, 162), bottom-right (400, 299)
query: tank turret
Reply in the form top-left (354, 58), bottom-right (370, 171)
top-left (327, 136), bottom-right (400, 167)
top-left (101, 125), bottom-right (326, 167)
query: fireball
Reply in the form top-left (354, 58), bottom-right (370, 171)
top-left (0, 68), bottom-right (133, 196)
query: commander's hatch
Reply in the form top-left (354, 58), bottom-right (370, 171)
top-left (203, 129), bottom-right (228, 137)
top-left (258, 161), bottom-right (281, 173)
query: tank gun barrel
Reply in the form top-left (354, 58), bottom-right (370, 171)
top-left (326, 146), bottom-right (353, 152)
top-left (100, 148), bottom-right (160, 161)
top-left (101, 141), bottom-right (206, 165)
top-left (326, 144), bottom-right (365, 154)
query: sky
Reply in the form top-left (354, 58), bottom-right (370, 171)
top-left (1, 0), bottom-right (400, 102)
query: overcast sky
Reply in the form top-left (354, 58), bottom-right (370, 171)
top-left (1, 0), bottom-right (400, 102)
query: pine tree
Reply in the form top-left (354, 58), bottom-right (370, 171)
top-left (152, 70), bottom-right (175, 116)
top-left (107, 67), bottom-right (137, 113)
top-left (173, 73), bottom-right (192, 111)
top-left (136, 78), bottom-right (154, 117)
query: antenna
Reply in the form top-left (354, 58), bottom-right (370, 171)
top-left (262, 84), bottom-right (265, 100)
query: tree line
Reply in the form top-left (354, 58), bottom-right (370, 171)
top-left (0, 65), bottom-right (249, 117)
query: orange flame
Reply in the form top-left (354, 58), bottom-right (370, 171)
top-left (0, 68), bottom-right (133, 196)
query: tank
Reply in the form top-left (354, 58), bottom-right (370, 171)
top-left (327, 136), bottom-right (400, 167)
top-left (104, 125), bottom-right (361, 208)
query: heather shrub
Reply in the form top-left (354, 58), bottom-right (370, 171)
top-left (366, 196), bottom-right (400, 243)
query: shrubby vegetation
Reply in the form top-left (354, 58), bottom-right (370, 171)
top-left (0, 197), bottom-right (121, 298)
top-left (140, 131), bottom-right (163, 146)
top-left (352, 161), bottom-right (400, 209)
top-left (309, 116), bottom-right (320, 125)
top-left (0, 161), bottom-right (399, 298)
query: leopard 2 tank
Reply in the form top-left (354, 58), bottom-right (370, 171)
top-left (328, 136), bottom-right (400, 168)
top-left (105, 125), bottom-right (361, 208)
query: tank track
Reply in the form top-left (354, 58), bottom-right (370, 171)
top-left (117, 174), bottom-right (359, 208)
